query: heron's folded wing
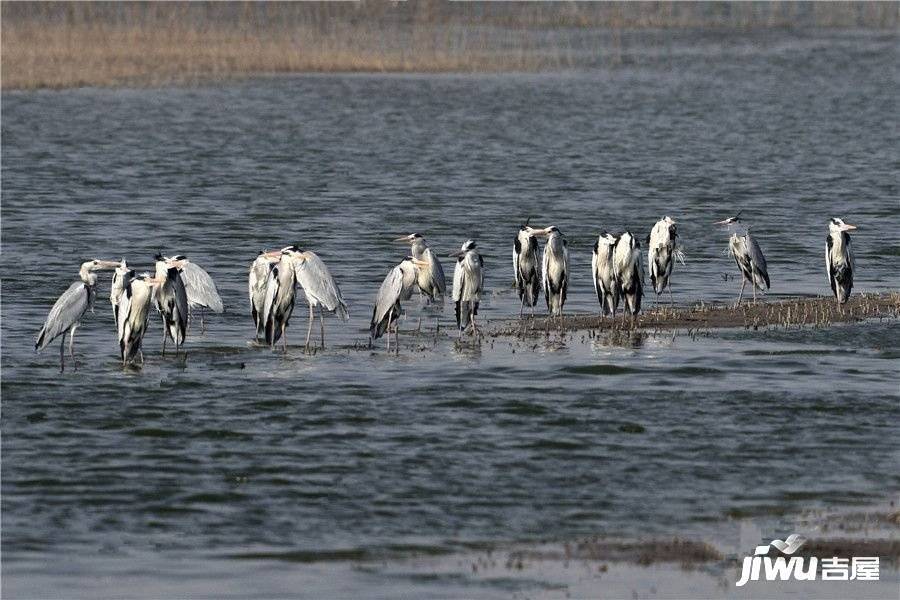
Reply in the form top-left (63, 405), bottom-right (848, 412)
top-left (181, 261), bottom-right (224, 313)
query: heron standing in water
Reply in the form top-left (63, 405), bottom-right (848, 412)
top-left (513, 219), bottom-right (542, 316)
top-left (591, 231), bottom-right (619, 316)
top-left (826, 217), bottom-right (857, 306)
top-left (394, 233), bottom-right (446, 303)
top-left (715, 213), bottom-right (770, 304)
top-left (539, 225), bottom-right (568, 318)
top-left (35, 259), bottom-right (119, 371)
top-left (282, 246), bottom-right (349, 352)
top-left (613, 231), bottom-right (644, 316)
top-left (648, 216), bottom-right (679, 305)
top-left (116, 270), bottom-right (158, 367)
top-left (166, 256), bottom-right (224, 332)
top-left (249, 250), bottom-right (279, 341)
top-left (451, 240), bottom-right (484, 337)
top-left (370, 256), bottom-right (428, 352)
top-left (153, 254), bottom-right (189, 356)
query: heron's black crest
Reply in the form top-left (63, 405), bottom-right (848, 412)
top-left (173, 254), bottom-right (187, 261)
top-left (411, 233), bottom-right (423, 239)
top-left (154, 253), bottom-right (165, 261)
top-left (521, 216), bottom-right (532, 229)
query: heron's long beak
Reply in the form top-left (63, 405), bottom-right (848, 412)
top-left (143, 276), bottom-right (164, 286)
top-left (393, 235), bottom-right (412, 243)
top-left (448, 250), bottom-right (464, 258)
top-left (841, 223), bottom-right (858, 231)
top-left (97, 260), bottom-right (121, 269)
top-left (411, 258), bottom-right (429, 268)
top-left (713, 218), bottom-right (731, 225)
top-left (264, 250), bottom-right (282, 259)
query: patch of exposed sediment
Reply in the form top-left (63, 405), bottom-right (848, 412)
top-left (490, 292), bottom-right (900, 337)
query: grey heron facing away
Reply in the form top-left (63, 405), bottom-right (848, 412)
top-left (451, 240), bottom-right (484, 337)
top-left (249, 250), bottom-right (279, 341)
top-left (35, 259), bottom-right (119, 371)
top-left (714, 213), bottom-right (770, 304)
top-left (513, 219), bottom-right (542, 316)
top-left (826, 217), bottom-right (857, 306)
top-left (648, 216), bottom-right (679, 305)
top-left (539, 225), bottom-right (568, 317)
top-left (613, 231), bottom-right (644, 316)
top-left (394, 233), bottom-right (446, 303)
top-left (165, 256), bottom-right (224, 332)
top-left (283, 246), bottom-right (349, 352)
top-left (370, 256), bottom-right (429, 352)
top-left (153, 254), bottom-right (189, 356)
top-left (591, 232), bottom-right (620, 317)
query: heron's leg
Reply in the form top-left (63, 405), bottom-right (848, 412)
top-left (737, 279), bottom-right (746, 305)
top-left (386, 308), bottom-right (393, 352)
top-left (668, 285), bottom-right (674, 306)
top-left (68, 324), bottom-right (79, 370)
top-left (282, 321), bottom-right (288, 353)
top-left (752, 281), bottom-right (757, 304)
top-left (519, 294), bottom-right (525, 317)
top-left (305, 304), bottom-right (314, 353)
top-left (59, 336), bottom-right (66, 372)
top-left (319, 305), bottom-right (326, 350)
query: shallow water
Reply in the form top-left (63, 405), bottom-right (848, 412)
top-left (2, 29), bottom-right (899, 598)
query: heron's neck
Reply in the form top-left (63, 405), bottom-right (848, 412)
top-left (80, 268), bottom-right (97, 286)
top-left (410, 240), bottom-right (426, 259)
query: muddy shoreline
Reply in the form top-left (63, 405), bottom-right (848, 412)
top-left (489, 292), bottom-right (900, 338)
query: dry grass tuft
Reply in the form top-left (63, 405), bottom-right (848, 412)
top-left (3, 1), bottom-right (898, 90)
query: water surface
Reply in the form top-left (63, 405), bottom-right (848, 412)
top-left (2, 28), bottom-right (898, 598)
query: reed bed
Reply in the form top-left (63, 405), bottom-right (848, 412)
top-left (3, 1), bottom-right (898, 90)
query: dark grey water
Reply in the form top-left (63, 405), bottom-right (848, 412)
top-left (2, 29), bottom-right (899, 598)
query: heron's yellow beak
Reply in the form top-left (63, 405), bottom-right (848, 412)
top-left (412, 258), bottom-right (429, 268)
top-left (842, 223), bottom-right (858, 231)
top-left (393, 235), bottom-right (412, 243)
top-left (264, 250), bottom-right (282, 259)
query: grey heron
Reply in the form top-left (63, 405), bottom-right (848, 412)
top-left (539, 225), bottom-right (568, 317)
top-left (110, 258), bottom-right (130, 327)
top-left (116, 270), bottom-right (157, 366)
top-left (249, 250), bottom-right (279, 340)
top-left (260, 247), bottom-right (298, 352)
top-left (451, 240), bottom-right (484, 337)
top-left (370, 256), bottom-right (428, 351)
top-left (394, 233), bottom-right (446, 303)
top-left (648, 216), bottom-right (678, 305)
top-left (153, 254), bottom-right (189, 356)
top-left (613, 231), bottom-right (644, 316)
top-left (513, 219), bottom-right (542, 316)
top-left (166, 256), bottom-right (224, 332)
top-left (591, 231), bottom-right (620, 316)
top-left (35, 259), bottom-right (119, 371)
top-left (826, 217), bottom-right (857, 306)
top-left (282, 246), bottom-right (349, 352)
top-left (714, 213), bottom-right (770, 304)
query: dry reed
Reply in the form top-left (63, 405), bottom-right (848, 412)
top-left (3, 1), bottom-right (898, 90)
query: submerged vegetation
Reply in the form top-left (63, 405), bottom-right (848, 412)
top-left (2, 1), bottom-right (898, 90)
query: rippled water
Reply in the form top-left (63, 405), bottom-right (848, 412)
top-left (2, 29), bottom-right (898, 598)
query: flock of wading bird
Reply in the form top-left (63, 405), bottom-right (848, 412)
top-left (34, 214), bottom-right (859, 370)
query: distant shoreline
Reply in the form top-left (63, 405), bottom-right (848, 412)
top-left (2, 1), bottom-right (898, 91)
